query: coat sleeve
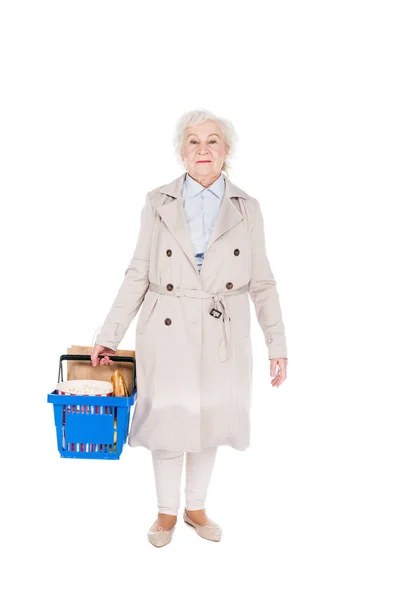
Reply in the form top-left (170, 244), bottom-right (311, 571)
top-left (94, 192), bottom-right (155, 351)
top-left (248, 199), bottom-right (288, 359)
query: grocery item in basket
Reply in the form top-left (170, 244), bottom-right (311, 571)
top-left (111, 369), bottom-right (129, 396)
top-left (56, 380), bottom-right (113, 396)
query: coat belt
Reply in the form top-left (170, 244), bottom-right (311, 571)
top-left (148, 282), bottom-right (249, 362)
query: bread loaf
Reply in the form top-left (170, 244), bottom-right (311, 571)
top-left (111, 369), bottom-right (129, 397)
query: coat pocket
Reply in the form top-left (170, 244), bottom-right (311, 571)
top-left (136, 292), bottom-right (159, 335)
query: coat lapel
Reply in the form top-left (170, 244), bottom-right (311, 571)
top-left (157, 172), bottom-right (246, 276)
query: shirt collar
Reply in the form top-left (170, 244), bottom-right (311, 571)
top-left (184, 172), bottom-right (226, 200)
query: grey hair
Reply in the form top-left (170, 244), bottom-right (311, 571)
top-left (173, 108), bottom-right (239, 177)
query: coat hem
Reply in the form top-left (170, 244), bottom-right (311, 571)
top-left (127, 438), bottom-right (249, 452)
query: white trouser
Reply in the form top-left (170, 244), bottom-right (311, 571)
top-left (151, 447), bottom-right (218, 516)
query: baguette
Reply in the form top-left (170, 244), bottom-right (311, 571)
top-left (111, 369), bottom-right (129, 397)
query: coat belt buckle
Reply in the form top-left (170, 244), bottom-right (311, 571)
top-left (210, 308), bottom-right (222, 319)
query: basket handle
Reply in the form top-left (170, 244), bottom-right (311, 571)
top-left (57, 354), bottom-right (136, 391)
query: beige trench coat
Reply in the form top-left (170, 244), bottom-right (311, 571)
top-left (95, 172), bottom-right (287, 452)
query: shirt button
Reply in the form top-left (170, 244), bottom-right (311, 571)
top-left (166, 249), bottom-right (172, 257)
top-left (234, 248), bottom-right (240, 256)
top-left (166, 283), bottom-right (174, 291)
top-left (165, 318), bottom-right (172, 326)
top-left (226, 282), bottom-right (233, 290)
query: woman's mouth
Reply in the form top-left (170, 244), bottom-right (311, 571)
top-left (197, 160), bottom-right (211, 163)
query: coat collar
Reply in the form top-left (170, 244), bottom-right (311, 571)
top-left (156, 172), bottom-right (246, 277)
top-left (159, 171), bottom-right (247, 201)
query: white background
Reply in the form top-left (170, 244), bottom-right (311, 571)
top-left (1, 1), bottom-right (399, 598)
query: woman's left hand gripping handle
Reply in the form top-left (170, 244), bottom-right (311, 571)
top-left (91, 344), bottom-right (116, 367)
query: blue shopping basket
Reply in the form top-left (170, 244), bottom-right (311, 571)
top-left (47, 354), bottom-right (137, 460)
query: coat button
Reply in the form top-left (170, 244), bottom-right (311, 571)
top-left (226, 282), bottom-right (233, 290)
top-left (166, 283), bottom-right (174, 291)
top-left (165, 318), bottom-right (172, 326)
top-left (234, 248), bottom-right (240, 256)
top-left (166, 249), bottom-right (172, 256)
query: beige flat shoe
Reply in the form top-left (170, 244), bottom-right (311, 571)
top-left (147, 519), bottom-right (176, 547)
top-left (183, 508), bottom-right (222, 542)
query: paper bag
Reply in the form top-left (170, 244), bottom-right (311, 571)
top-left (66, 345), bottom-right (136, 396)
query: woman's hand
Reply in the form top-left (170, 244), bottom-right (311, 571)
top-left (91, 344), bottom-right (116, 367)
top-left (270, 358), bottom-right (288, 387)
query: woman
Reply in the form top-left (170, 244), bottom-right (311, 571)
top-left (91, 108), bottom-right (288, 547)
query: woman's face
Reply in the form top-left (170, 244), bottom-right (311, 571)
top-left (181, 120), bottom-right (228, 182)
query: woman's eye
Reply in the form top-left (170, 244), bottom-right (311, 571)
top-left (209, 140), bottom-right (217, 144)
top-left (190, 140), bottom-right (198, 144)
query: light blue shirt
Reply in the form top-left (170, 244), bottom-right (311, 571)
top-left (182, 172), bottom-right (226, 272)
